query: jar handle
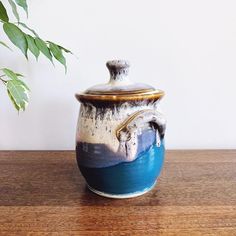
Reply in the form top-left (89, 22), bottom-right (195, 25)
top-left (116, 109), bottom-right (166, 162)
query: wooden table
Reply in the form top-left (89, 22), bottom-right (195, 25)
top-left (0, 150), bottom-right (236, 235)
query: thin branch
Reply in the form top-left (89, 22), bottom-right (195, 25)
top-left (0, 77), bottom-right (7, 84)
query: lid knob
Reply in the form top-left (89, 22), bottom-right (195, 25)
top-left (106, 60), bottom-right (131, 85)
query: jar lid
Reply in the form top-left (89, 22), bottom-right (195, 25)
top-left (76, 60), bottom-right (164, 102)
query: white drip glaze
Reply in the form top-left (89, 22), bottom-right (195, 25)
top-left (76, 101), bottom-right (163, 162)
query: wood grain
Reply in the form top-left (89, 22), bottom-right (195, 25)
top-left (0, 150), bottom-right (236, 235)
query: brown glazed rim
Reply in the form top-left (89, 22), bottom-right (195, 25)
top-left (75, 90), bottom-right (165, 102)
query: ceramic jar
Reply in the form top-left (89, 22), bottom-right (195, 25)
top-left (75, 60), bottom-right (166, 198)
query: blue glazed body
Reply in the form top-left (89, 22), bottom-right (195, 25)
top-left (77, 142), bottom-right (165, 195)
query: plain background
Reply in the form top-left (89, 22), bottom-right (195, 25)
top-left (0, 0), bottom-right (236, 150)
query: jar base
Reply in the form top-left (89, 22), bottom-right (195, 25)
top-left (87, 181), bottom-right (157, 199)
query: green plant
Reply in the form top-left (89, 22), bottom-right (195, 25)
top-left (0, 0), bottom-right (71, 111)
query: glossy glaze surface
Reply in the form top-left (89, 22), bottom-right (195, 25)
top-left (75, 60), bottom-right (166, 197)
top-left (78, 142), bottom-right (165, 195)
top-left (77, 127), bottom-right (154, 168)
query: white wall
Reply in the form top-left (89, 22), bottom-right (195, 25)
top-left (0, 0), bottom-right (236, 150)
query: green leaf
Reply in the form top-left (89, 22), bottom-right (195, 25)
top-left (2, 68), bottom-right (29, 111)
top-left (25, 34), bottom-right (39, 59)
top-left (8, 0), bottom-right (19, 22)
top-left (19, 22), bottom-right (39, 37)
top-left (48, 41), bottom-right (76, 58)
top-left (14, 0), bottom-right (28, 16)
top-left (3, 22), bottom-right (28, 58)
top-left (7, 78), bottom-right (29, 111)
top-left (15, 73), bottom-right (23, 77)
top-left (49, 42), bottom-right (67, 72)
top-left (58, 45), bottom-right (72, 54)
top-left (2, 68), bottom-right (29, 90)
top-left (35, 37), bottom-right (53, 63)
top-left (15, 77), bottom-right (29, 91)
top-left (2, 68), bottom-right (18, 80)
top-left (57, 43), bottom-right (78, 59)
top-left (7, 89), bottom-right (20, 110)
top-left (0, 41), bottom-right (12, 50)
top-left (0, 1), bottom-right (9, 22)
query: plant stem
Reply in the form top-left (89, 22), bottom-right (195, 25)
top-left (0, 78), bottom-right (7, 84)
top-left (0, 75), bottom-right (7, 84)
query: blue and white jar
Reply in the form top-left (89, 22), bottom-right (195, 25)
top-left (75, 60), bottom-right (166, 198)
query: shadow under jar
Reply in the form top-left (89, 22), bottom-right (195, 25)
top-left (75, 60), bottom-right (166, 198)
